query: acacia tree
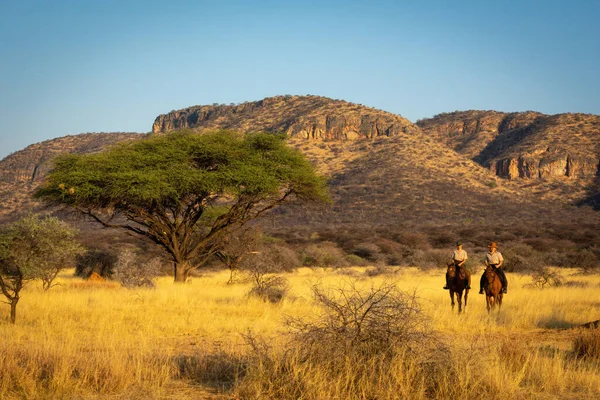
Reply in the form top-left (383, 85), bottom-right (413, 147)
top-left (36, 130), bottom-right (329, 282)
top-left (0, 214), bottom-right (83, 323)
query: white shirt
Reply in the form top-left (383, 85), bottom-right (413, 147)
top-left (452, 249), bottom-right (468, 262)
top-left (485, 251), bottom-right (503, 265)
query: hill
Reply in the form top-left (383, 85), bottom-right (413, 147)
top-left (0, 133), bottom-right (143, 220)
top-left (417, 111), bottom-right (600, 204)
top-left (0, 96), bottom-right (599, 263)
top-left (150, 96), bottom-right (600, 247)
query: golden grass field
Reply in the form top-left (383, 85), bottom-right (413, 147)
top-left (1, 266), bottom-right (599, 399)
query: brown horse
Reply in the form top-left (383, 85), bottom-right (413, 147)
top-left (484, 265), bottom-right (503, 313)
top-left (447, 263), bottom-right (469, 314)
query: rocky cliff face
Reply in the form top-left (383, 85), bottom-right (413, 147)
top-left (152, 95), bottom-right (420, 140)
top-left (0, 133), bottom-right (142, 219)
top-left (418, 111), bottom-right (600, 181)
top-left (0, 133), bottom-right (142, 185)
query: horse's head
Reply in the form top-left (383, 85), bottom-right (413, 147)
top-left (447, 263), bottom-right (457, 278)
top-left (485, 265), bottom-right (496, 283)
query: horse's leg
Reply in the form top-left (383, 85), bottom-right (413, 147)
top-left (457, 291), bottom-right (463, 314)
top-left (450, 289), bottom-right (455, 311)
top-left (464, 289), bottom-right (468, 312)
top-left (498, 293), bottom-right (503, 311)
top-left (486, 296), bottom-right (491, 313)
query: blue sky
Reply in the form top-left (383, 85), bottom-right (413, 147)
top-left (1, 0), bottom-right (599, 159)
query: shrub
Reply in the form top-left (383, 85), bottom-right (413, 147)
top-left (396, 231), bottom-right (431, 250)
top-left (345, 254), bottom-right (368, 266)
top-left (501, 242), bottom-right (545, 272)
top-left (286, 281), bottom-right (432, 359)
top-left (529, 267), bottom-right (564, 289)
top-left (302, 241), bottom-right (348, 268)
top-left (352, 242), bottom-right (382, 262)
top-left (242, 244), bottom-right (293, 303)
top-left (571, 249), bottom-right (600, 274)
top-left (112, 249), bottom-right (162, 288)
top-left (427, 231), bottom-right (455, 248)
top-left (236, 281), bottom-right (441, 399)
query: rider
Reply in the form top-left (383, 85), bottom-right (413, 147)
top-left (444, 241), bottom-right (471, 290)
top-left (479, 242), bottom-right (507, 294)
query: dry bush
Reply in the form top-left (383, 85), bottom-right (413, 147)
top-left (235, 281), bottom-right (446, 399)
top-left (572, 329), bottom-right (600, 362)
top-left (242, 245), bottom-right (293, 303)
top-left (425, 249), bottom-right (451, 269)
top-left (288, 281), bottom-right (434, 359)
top-left (529, 267), bottom-right (565, 289)
top-left (302, 241), bottom-right (348, 268)
top-left (572, 249), bottom-right (600, 274)
top-left (345, 253), bottom-right (368, 266)
top-left (352, 242), bottom-right (382, 262)
top-left (395, 231), bottom-right (431, 250)
top-left (215, 227), bottom-right (263, 284)
top-left (112, 249), bottom-right (162, 288)
top-left (501, 242), bottom-right (545, 272)
top-left (364, 261), bottom-right (392, 276)
top-left (395, 246), bottom-right (447, 269)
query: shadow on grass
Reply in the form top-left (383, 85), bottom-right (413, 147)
top-left (536, 316), bottom-right (575, 329)
top-left (172, 352), bottom-right (246, 392)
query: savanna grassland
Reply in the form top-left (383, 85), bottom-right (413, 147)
top-left (1, 267), bottom-right (599, 399)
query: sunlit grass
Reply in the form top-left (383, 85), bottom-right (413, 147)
top-left (0, 267), bottom-right (599, 399)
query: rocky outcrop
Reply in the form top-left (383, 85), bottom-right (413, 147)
top-left (416, 110), bottom-right (542, 159)
top-left (492, 153), bottom-right (598, 180)
top-left (0, 133), bottom-right (142, 185)
top-left (418, 111), bottom-right (600, 181)
top-left (0, 133), bottom-right (142, 220)
top-left (152, 95), bottom-right (420, 140)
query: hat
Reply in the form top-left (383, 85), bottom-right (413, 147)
top-left (456, 241), bottom-right (463, 246)
top-left (489, 242), bottom-right (497, 248)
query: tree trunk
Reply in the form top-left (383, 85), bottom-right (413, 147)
top-left (10, 298), bottom-right (18, 324)
top-left (174, 262), bottom-right (189, 283)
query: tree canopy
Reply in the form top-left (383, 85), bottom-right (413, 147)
top-left (36, 130), bottom-right (329, 282)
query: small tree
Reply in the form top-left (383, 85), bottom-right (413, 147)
top-left (215, 227), bottom-right (263, 284)
top-left (36, 131), bottom-right (328, 283)
top-left (112, 249), bottom-right (162, 288)
top-left (0, 214), bottom-right (83, 323)
top-left (243, 244), bottom-right (299, 303)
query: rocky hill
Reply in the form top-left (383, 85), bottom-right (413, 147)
top-left (0, 133), bottom-right (143, 219)
top-left (151, 96), bottom-right (593, 229)
top-left (417, 111), bottom-right (600, 181)
top-left (1, 96), bottom-right (599, 253)
top-left (152, 95), bottom-right (420, 140)
top-left (417, 111), bottom-right (600, 205)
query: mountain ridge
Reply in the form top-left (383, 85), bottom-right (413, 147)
top-left (1, 96), bottom-right (599, 233)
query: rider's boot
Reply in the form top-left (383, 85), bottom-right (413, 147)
top-left (443, 275), bottom-right (449, 290)
top-left (502, 287), bottom-right (508, 294)
top-left (479, 287), bottom-right (484, 295)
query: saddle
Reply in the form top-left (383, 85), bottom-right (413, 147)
top-left (457, 266), bottom-right (467, 280)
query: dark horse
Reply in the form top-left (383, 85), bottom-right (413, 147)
top-left (447, 263), bottom-right (469, 314)
top-left (484, 265), bottom-right (503, 313)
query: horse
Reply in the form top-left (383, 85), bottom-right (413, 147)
top-left (447, 263), bottom-right (469, 314)
top-left (484, 265), bottom-right (503, 313)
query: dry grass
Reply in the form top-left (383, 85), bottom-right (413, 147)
top-left (0, 267), bottom-right (599, 399)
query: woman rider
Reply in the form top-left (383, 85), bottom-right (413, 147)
top-left (479, 242), bottom-right (507, 294)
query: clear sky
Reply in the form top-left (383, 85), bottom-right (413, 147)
top-left (1, 0), bottom-right (599, 159)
